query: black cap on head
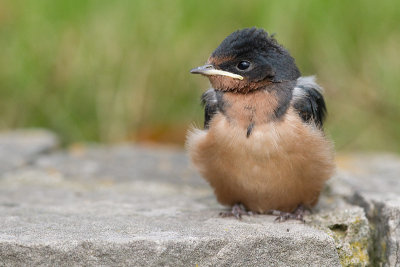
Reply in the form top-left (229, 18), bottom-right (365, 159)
top-left (210, 27), bottom-right (301, 83)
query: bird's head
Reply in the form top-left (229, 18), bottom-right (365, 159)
top-left (191, 28), bottom-right (301, 93)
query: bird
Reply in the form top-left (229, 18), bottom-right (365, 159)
top-left (186, 27), bottom-right (335, 221)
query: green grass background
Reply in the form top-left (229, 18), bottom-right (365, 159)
top-left (0, 0), bottom-right (399, 152)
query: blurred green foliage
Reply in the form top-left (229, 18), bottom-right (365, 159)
top-left (0, 0), bottom-right (399, 152)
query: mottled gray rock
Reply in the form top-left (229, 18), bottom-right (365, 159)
top-left (335, 154), bottom-right (400, 266)
top-left (1, 130), bottom-right (400, 266)
top-left (0, 129), bottom-right (58, 173)
top-left (353, 194), bottom-right (400, 266)
top-left (310, 204), bottom-right (370, 266)
top-left (0, 143), bottom-right (343, 266)
top-left (33, 144), bottom-right (207, 187)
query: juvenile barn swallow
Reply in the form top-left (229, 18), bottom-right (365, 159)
top-left (186, 28), bottom-right (335, 221)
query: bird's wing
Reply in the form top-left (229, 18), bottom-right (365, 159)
top-left (291, 76), bottom-right (327, 128)
top-left (201, 89), bottom-right (221, 129)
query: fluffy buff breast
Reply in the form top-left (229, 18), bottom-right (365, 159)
top-left (186, 108), bottom-right (335, 213)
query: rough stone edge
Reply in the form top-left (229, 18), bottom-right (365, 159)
top-left (309, 205), bottom-right (371, 266)
top-left (350, 193), bottom-right (400, 266)
top-left (0, 234), bottom-right (341, 267)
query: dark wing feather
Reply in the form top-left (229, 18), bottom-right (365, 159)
top-left (292, 76), bottom-right (327, 128)
top-left (201, 89), bottom-right (220, 129)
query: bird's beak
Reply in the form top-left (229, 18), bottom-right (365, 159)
top-left (190, 64), bottom-right (244, 80)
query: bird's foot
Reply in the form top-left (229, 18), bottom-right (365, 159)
top-left (219, 203), bottom-right (253, 219)
top-left (268, 205), bottom-right (309, 223)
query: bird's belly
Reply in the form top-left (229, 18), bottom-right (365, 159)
top-left (186, 111), bottom-right (335, 213)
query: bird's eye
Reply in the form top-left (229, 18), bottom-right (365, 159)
top-left (237, 61), bottom-right (251, 70)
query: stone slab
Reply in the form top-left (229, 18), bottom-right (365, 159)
top-left (1, 130), bottom-right (400, 266)
top-left (0, 144), bottom-right (343, 266)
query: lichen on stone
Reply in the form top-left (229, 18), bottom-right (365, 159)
top-left (310, 206), bottom-right (371, 266)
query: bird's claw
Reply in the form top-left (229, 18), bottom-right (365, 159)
top-left (268, 205), bottom-right (308, 223)
top-left (273, 212), bottom-right (305, 223)
top-left (219, 203), bottom-right (253, 219)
